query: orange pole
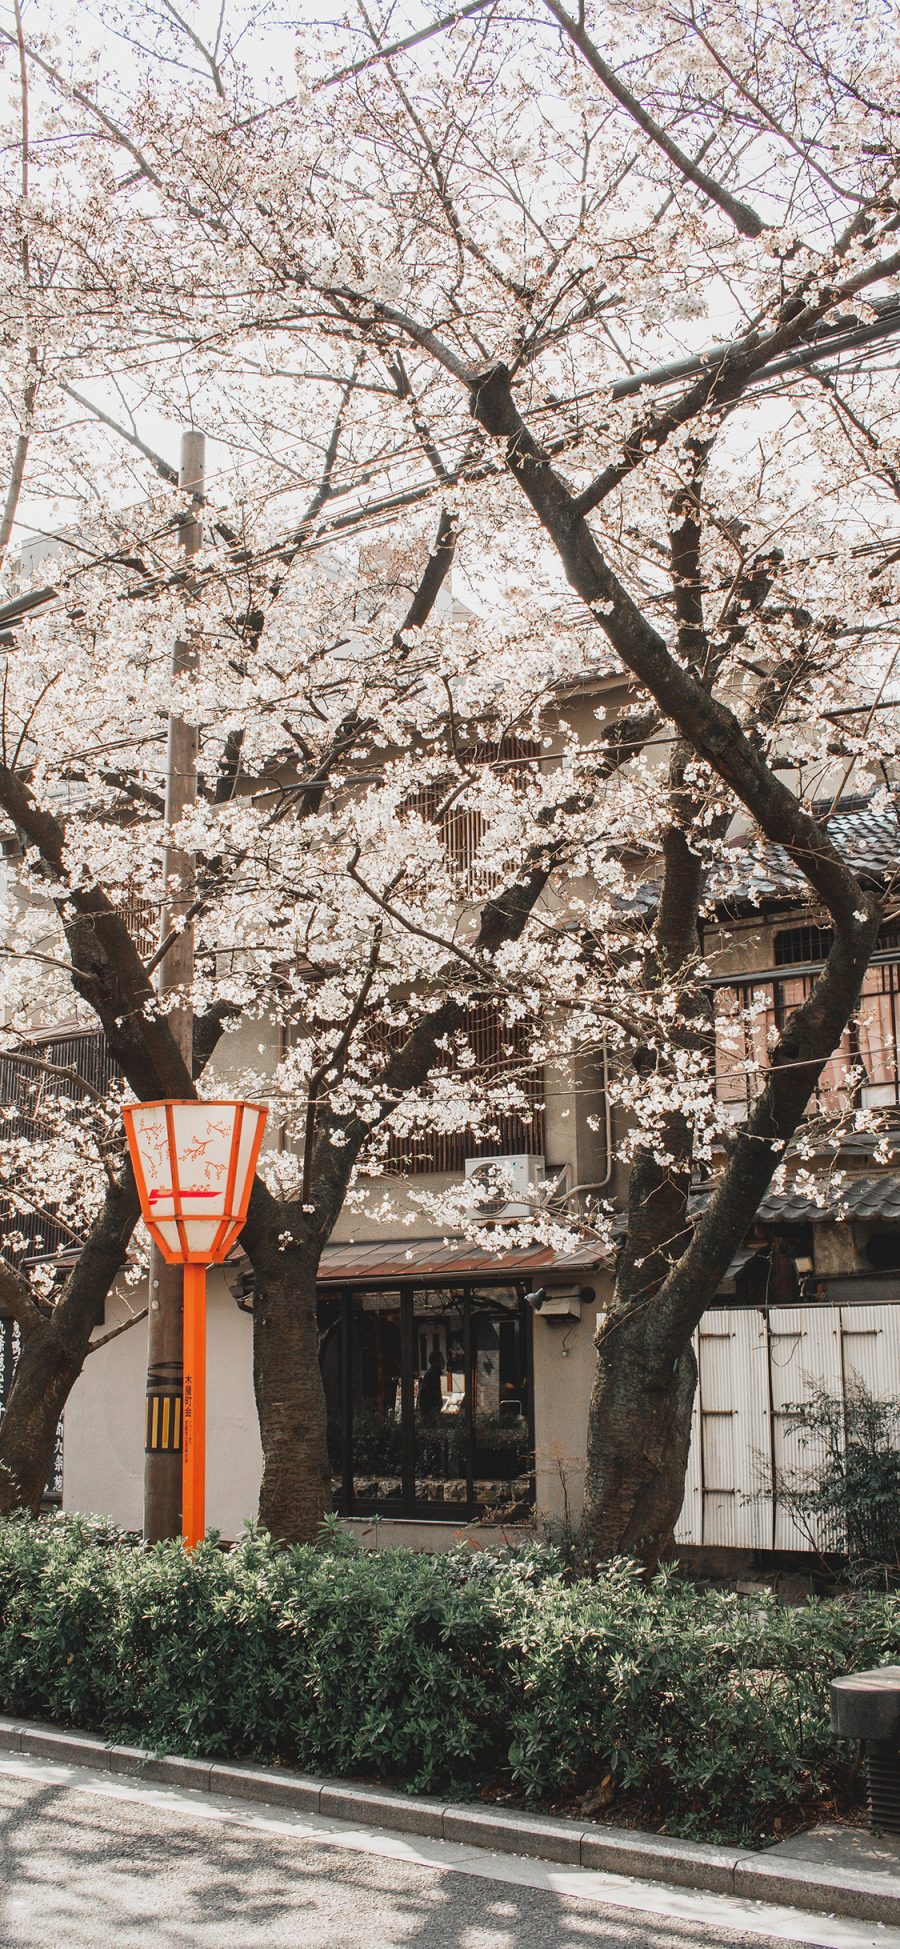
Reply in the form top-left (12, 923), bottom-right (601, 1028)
top-left (182, 1262), bottom-right (207, 1548)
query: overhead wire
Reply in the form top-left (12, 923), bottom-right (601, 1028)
top-left (1, 294), bottom-right (898, 638)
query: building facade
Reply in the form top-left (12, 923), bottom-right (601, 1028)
top-left (4, 754), bottom-right (900, 1556)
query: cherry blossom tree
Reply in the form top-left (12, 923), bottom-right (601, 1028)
top-left (2, 0), bottom-right (899, 1562)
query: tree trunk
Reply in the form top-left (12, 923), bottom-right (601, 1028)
top-left (581, 1311), bottom-right (697, 1569)
top-left (0, 1319), bottom-right (81, 1515)
top-left (252, 1238), bottom-right (330, 1544)
top-left (0, 1172), bottom-right (138, 1517)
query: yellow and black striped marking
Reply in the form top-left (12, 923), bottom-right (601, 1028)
top-left (145, 1391), bottom-right (182, 1453)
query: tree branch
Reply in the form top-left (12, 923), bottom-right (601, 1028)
top-left (467, 359), bottom-right (878, 940)
top-left (539, 0), bottom-right (765, 238)
top-left (161, 0), bottom-right (225, 97)
top-left (60, 385), bottom-right (179, 487)
top-left (0, 761), bottom-right (193, 1102)
top-left (571, 244), bottom-right (900, 516)
top-left (83, 1303), bottom-right (149, 1356)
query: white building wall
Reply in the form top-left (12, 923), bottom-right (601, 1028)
top-left (62, 1267), bottom-right (261, 1538)
top-left (61, 1281), bottom-right (900, 1553)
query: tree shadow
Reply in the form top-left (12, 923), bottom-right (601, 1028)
top-left (0, 1769), bottom-right (772, 1948)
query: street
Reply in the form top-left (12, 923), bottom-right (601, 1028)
top-left (0, 1756), bottom-right (895, 1949)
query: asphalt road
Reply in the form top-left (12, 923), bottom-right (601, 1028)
top-left (0, 1760), bottom-right (893, 1949)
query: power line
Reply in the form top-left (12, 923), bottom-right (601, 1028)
top-left (2, 296), bottom-right (899, 638)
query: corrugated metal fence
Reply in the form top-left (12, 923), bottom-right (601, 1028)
top-left (675, 1300), bottom-right (900, 1550)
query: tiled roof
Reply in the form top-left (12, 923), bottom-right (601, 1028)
top-left (685, 1167), bottom-right (900, 1230)
top-left (596, 801), bottom-right (899, 917)
top-left (717, 800), bottom-right (900, 902)
top-left (753, 1173), bottom-right (900, 1226)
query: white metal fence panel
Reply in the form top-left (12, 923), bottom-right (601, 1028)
top-left (766, 1307), bottom-right (843, 1550)
top-left (674, 1330), bottom-right (703, 1544)
top-left (698, 1309), bottom-right (772, 1548)
top-left (674, 1302), bottom-right (900, 1556)
top-left (839, 1305), bottom-right (900, 1401)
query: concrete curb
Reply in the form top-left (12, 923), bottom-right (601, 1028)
top-left (1, 1714), bottom-right (898, 1926)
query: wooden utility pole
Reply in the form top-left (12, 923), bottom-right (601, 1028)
top-left (143, 430), bottom-right (204, 1543)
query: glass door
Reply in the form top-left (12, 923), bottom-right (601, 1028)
top-left (323, 1283), bottom-right (535, 1520)
top-left (412, 1288), bottom-right (470, 1514)
top-left (351, 1290), bottom-right (404, 1507)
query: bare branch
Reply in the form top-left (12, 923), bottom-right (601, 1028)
top-left (60, 385), bottom-right (178, 487)
top-left (539, 0), bottom-right (765, 238)
top-left (571, 243), bottom-right (900, 516)
top-left (84, 1303), bottom-right (149, 1356)
top-left (161, 0), bottom-right (225, 97)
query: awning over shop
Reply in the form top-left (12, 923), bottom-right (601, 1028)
top-left (315, 1235), bottom-right (606, 1289)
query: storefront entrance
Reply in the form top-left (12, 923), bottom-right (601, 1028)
top-left (318, 1283), bottom-right (534, 1521)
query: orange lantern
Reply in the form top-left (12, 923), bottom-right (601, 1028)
top-left (123, 1099), bottom-right (267, 1547)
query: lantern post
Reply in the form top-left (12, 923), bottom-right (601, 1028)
top-left (123, 1099), bottom-right (267, 1548)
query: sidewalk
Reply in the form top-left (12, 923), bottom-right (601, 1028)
top-left (1, 1713), bottom-right (897, 1928)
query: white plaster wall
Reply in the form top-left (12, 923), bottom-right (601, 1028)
top-left (62, 1267), bottom-right (262, 1539)
top-left (343, 1518), bottom-right (534, 1552)
top-left (62, 1290), bottom-right (146, 1529)
top-left (532, 1283), bottom-right (604, 1529)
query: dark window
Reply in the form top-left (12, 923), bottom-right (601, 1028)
top-left (318, 1283), bottom-right (534, 1522)
top-left (775, 922), bottom-right (900, 966)
top-left (774, 925), bottom-right (833, 966)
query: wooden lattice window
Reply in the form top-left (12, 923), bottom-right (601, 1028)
top-left (402, 734), bottom-right (540, 896)
top-left (116, 876), bottom-right (157, 961)
top-left (376, 999), bottom-right (545, 1174)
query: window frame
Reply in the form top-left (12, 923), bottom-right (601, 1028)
top-left (712, 950), bottom-right (900, 1117)
top-left (321, 1280), bottom-right (536, 1523)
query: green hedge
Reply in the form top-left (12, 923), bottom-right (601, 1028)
top-left (1, 1514), bottom-right (897, 1843)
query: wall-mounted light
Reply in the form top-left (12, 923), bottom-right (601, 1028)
top-left (524, 1287), bottom-right (583, 1320)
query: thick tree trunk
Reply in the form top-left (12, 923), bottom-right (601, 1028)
top-left (581, 1314), bottom-right (697, 1569)
top-left (0, 1319), bottom-right (81, 1515)
top-left (580, 723), bottom-right (709, 1569)
top-left (0, 1172), bottom-right (138, 1517)
top-left (251, 1233), bottom-right (330, 1544)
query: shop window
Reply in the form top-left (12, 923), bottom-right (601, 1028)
top-left (317, 1283), bottom-right (534, 1521)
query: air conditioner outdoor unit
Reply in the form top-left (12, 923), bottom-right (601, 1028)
top-left (464, 1153), bottom-right (548, 1220)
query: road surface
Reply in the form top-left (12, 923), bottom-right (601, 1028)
top-left (0, 1754), bottom-right (894, 1949)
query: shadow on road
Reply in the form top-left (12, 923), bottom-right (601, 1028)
top-left (0, 1768), bottom-right (778, 1948)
